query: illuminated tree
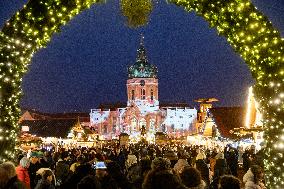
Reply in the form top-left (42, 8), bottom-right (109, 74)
top-left (0, 0), bottom-right (103, 161)
top-left (168, 0), bottom-right (284, 188)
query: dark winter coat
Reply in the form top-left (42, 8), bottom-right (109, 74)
top-left (128, 159), bottom-right (151, 189)
top-left (127, 163), bottom-right (141, 183)
top-left (195, 159), bottom-right (210, 186)
top-left (107, 161), bottom-right (132, 189)
top-left (60, 164), bottom-right (95, 189)
top-left (142, 170), bottom-right (187, 189)
top-left (55, 160), bottom-right (69, 184)
top-left (28, 162), bottom-right (42, 189)
top-left (34, 179), bottom-right (55, 189)
top-left (97, 175), bottom-right (119, 189)
top-left (214, 159), bottom-right (228, 178)
top-left (226, 150), bottom-right (238, 176)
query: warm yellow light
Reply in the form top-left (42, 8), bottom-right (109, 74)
top-left (245, 87), bottom-right (253, 128)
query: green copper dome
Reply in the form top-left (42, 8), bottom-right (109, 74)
top-left (128, 36), bottom-right (158, 79)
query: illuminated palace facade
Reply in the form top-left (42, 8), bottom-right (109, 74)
top-left (90, 37), bottom-right (197, 139)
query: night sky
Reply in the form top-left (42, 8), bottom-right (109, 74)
top-left (1, 0), bottom-right (284, 113)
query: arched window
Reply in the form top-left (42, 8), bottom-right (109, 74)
top-left (131, 118), bottom-right (137, 132)
top-left (171, 124), bottom-right (175, 131)
top-left (141, 89), bottom-right (146, 100)
top-left (150, 89), bottom-right (154, 100)
top-left (131, 90), bottom-right (135, 100)
top-left (161, 124), bottom-right (166, 132)
top-left (103, 125), bottom-right (108, 134)
top-left (112, 125), bottom-right (116, 133)
top-left (150, 119), bottom-right (155, 132)
top-left (139, 119), bottom-right (147, 131)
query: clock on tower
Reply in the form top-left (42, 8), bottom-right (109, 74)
top-left (140, 80), bottom-right (145, 86)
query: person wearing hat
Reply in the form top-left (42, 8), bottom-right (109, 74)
top-left (16, 157), bottom-right (31, 189)
top-left (54, 152), bottom-right (70, 187)
top-left (95, 161), bottom-right (118, 189)
top-left (29, 152), bottom-right (42, 189)
top-left (195, 152), bottom-right (210, 186)
top-left (34, 169), bottom-right (55, 189)
top-left (37, 151), bottom-right (49, 169)
top-left (210, 152), bottom-right (229, 189)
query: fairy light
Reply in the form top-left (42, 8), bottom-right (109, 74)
top-left (170, 0), bottom-right (283, 188)
top-left (245, 87), bottom-right (253, 128)
top-left (0, 0), bottom-right (102, 162)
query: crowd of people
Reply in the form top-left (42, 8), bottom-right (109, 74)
top-left (0, 142), bottom-right (266, 189)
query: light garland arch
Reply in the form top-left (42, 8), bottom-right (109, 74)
top-left (0, 0), bottom-right (283, 187)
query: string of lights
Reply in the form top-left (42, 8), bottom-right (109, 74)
top-left (0, 0), bottom-right (102, 162)
top-left (170, 0), bottom-right (284, 188)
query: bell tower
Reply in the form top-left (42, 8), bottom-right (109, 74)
top-left (127, 35), bottom-right (158, 105)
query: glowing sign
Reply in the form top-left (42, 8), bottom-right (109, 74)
top-left (22, 126), bottom-right (29, 132)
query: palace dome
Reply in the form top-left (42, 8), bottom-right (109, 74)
top-left (128, 36), bottom-right (158, 79)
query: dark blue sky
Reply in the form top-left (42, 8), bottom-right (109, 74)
top-left (1, 0), bottom-right (284, 113)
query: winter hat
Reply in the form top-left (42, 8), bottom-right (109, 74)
top-left (173, 159), bottom-right (189, 173)
top-left (37, 151), bottom-right (44, 158)
top-left (30, 152), bottom-right (38, 158)
top-left (20, 157), bottom-right (30, 168)
top-left (151, 157), bottom-right (171, 171)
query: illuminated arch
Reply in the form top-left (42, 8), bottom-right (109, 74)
top-left (0, 0), bottom-right (283, 187)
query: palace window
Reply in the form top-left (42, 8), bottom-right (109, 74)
top-left (131, 90), bottom-right (135, 100)
top-left (112, 125), bottom-right (116, 133)
top-left (150, 89), bottom-right (154, 100)
top-left (141, 89), bottom-right (146, 100)
top-left (131, 118), bottom-right (137, 131)
top-left (161, 124), bottom-right (166, 132)
top-left (103, 125), bottom-right (107, 134)
top-left (140, 119), bottom-right (147, 131)
top-left (150, 119), bottom-right (155, 131)
top-left (171, 124), bottom-right (175, 131)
